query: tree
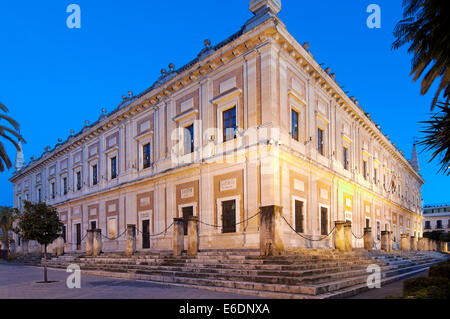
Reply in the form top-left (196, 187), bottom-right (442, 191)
top-left (15, 201), bottom-right (63, 283)
top-left (418, 102), bottom-right (450, 174)
top-left (0, 102), bottom-right (25, 172)
top-left (392, 0), bottom-right (450, 110)
top-left (0, 206), bottom-right (15, 259)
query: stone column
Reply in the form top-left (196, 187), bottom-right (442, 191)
top-left (344, 221), bottom-right (352, 252)
top-left (363, 227), bottom-right (373, 251)
top-left (417, 237), bottom-right (424, 251)
top-left (173, 218), bottom-right (184, 257)
top-left (401, 234), bottom-right (410, 251)
top-left (86, 230), bottom-right (94, 256)
top-left (381, 231), bottom-right (389, 251)
top-left (259, 205), bottom-right (285, 256)
top-left (93, 229), bottom-right (102, 257)
top-left (187, 216), bottom-right (199, 257)
top-left (388, 231), bottom-right (393, 252)
top-left (334, 221), bottom-right (346, 252)
top-left (410, 235), bottom-right (417, 251)
top-left (56, 237), bottom-right (64, 256)
top-left (126, 225), bottom-right (136, 257)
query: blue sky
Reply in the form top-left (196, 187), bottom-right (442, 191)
top-left (0, 0), bottom-right (448, 206)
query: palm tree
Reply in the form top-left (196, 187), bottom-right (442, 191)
top-left (392, 0), bottom-right (450, 110)
top-left (0, 206), bottom-right (15, 258)
top-left (418, 102), bottom-right (450, 175)
top-left (0, 102), bottom-right (25, 172)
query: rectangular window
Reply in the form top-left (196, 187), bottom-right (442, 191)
top-left (363, 161), bottom-right (368, 180)
top-left (182, 206), bottom-right (194, 236)
top-left (111, 157), bottom-right (117, 180)
top-left (320, 207), bottom-right (328, 236)
top-left (38, 188), bottom-right (41, 202)
top-left (377, 221), bottom-right (381, 240)
top-left (437, 220), bottom-right (442, 229)
top-left (222, 200), bottom-right (236, 234)
top-left (90, 221), bottom-right (97, 230)
top-left (108, 218), bottom-right (117, 239)
top-left (184, 124), bottom-right (194, 154)
top-left (295, 200), bottom-right (304, 233)
top-left (365, 218), bottom-right (370, 229)
top-left (76, 171), bottom-right (82, 191)
top-left (51, 183), bottom-right (55, 199)
top-left (143, 143), bottom-right (151, 169)
top-left (63, 177), bottom-right (67, 195)
top-left (223, 107), bottom-right (237, 142)
top-left (425, 221), bottom-right (431, 229)
top-left (343, 147), bottom-right (349, 170)
top-left (317, 128), bottom-right (324, 155)
top-left (291, 109), bottom-right (299, 141)
top-left (374, 168), bottom-right (378, 185)
top-left (92, 164), bottom-right (98, 186)
top-left (62, 225), bottom-right (66, 243)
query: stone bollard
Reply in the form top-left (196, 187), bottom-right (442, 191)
top-left (401, 234), bottom-right (410, 251)
top-left (344, 221), bottom-right (352, 252)
top-left (126, 225), bottom-right (136, 257)
top-left (410, 235), bottom-right (417, 251)
top-left (93, 229), bottom-right (102, 257)
top-left (173, 218), bottom-right (184, 257)
top-left (388, 231), bottom-right (393, 252)
top-left (86, 230), bottom-right (94, 256)
top-left (259, 206), bottom-right (285, 256)
top-left (334, 221), bottom-right (346, 252)
top-left (381, 231), bottom-right (390, 252)
top-left (56, 236), bottom-right (64, 256)
top-left (187, 216), bottom-right (199, 257)
top-left (364, 227), bottom-right (373, 251)
top-left (417, 237), bottom-right (424, 251)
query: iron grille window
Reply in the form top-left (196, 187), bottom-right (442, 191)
top-left (92, 164), bottom-right (98, 186)
top-left (425, 221), bottom-right (431, 229)
top-left (295, 200), bottom-right (304, 233)
top-left (222, 200), bottom-right (236, 234)
top-left (436, 220), bottom-right (442, 229)
top-left (111, 157), bottom-right (117, 180)
top-left (63, 177), bottom-right (67, 195)
top-left (184, 124), bottom-right (194, 154)
top-left (343, 147), bottom-right (349, 170)
top-left (291, 109), bottom-right (299, 141)
top-left (317, 128), bottom-right (324, 155)
top-left (223, 107), bottom-right (237, 142)
top-left (363, 161), bottom-right (368, 180)
top-left (320, 207), bottom-right (328, 235)
top-left (76, 171), bottom-right (82, 191)
top-left (51, 183), bottom-right (55, 199)
top-left (143, 143), bottom-right (151, 169)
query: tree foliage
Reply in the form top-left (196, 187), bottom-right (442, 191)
top-left (392, 0), bottom-right (450, 109)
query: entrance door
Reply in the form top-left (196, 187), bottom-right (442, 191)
top-left (75, 224), bottom-right (81, 250)
top-left (142, 220), bottom-right (150, 249)
top-left (182, 206), bottom-right (194, 236)
top-left (222, 200), bottom-right (236, 234)
top-left (90, 221), bottom-right (97, 230)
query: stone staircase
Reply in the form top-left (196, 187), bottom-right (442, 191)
top-left (41, 249), bottom-right (448, 299)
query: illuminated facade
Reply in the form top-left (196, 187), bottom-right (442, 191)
top-left (9, 0), bottom-right (424, 253)
top-left (423, 204), bottom-right (450, 234)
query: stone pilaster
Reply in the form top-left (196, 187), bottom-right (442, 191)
top-left (56, 236), bottom-right (64, 256)
top-left (86, 230), bottom-right (94, 256)
top-left (126, 225), bottom-right (136, 257)
top-left (401, 234), bottom-right (410, 251)
top-left (334, 221), bottom-right (346, 252)
top-left (187, 216), bottom-right (199, 257)
top-left (410, 235), bottom-right (417, 251)
top-left (173, 218), bottom-right (184, 257)
top-left (259, 205), bottom-right (284, 256)
top-left (344, 221), bottom-right (352, 252)
top-left (93, 229), bottom-right (102, 257)
top-left (364, 227), bottom-right (373, 251)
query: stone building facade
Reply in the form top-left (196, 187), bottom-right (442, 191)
top-left (423, 204), bottom-right (450, 234)
top-left (9, 0), bottom-right (424, 254)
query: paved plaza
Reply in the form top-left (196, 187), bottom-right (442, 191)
top-left (0, 262), bottom-right (255, 299)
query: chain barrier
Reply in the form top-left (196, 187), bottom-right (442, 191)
top-left (282, 215), bottom-right (335, 242)
top-left (352, 231), bottom-right (365, 240)
top-left (198, 211), bottom-right (261, 229)
top-left (101, 228), bottom-right (128, 241)
top-left (63, 232), bottom-right (88, 246)
top-left (136, 222), bottom-right (174, 238)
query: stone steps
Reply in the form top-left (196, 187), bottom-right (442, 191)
top-left (41, 250), bottom-right (448, 298)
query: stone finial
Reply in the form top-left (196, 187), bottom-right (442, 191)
top-left (70, 129), bottom-right (75, 135)
top-left (14, 141), bottom-right (25, 171)
top-left (249, 0), bottom-right (281, 15)
top-left (204, 39), bottom-right (211, 48)
top-left (161, 68), bottom-right (167, 75)
top-left (128, 91), bottom-right (133, 97)
top-left (411, 143), bottom-right (420, 172)
top-left (84, 120), bottom-right (90, 126)
top-left (101, 108), bottom-right (107, 114)
top-left (58, 138), bottom-right (62, 143)
top-left (302, 42), bottom-right (310, 51)
top-left (168, 63), bottom-right (175, 71)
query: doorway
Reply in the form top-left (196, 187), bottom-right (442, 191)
top-left (222, 200), bottom-right (236, 234)
top-left (90, 221), bottom-right (97, 230)
top-left (142, 220), bottom-right (150, 249)
top-left (182, 206), bottom-right (194, 236)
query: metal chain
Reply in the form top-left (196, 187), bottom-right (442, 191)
top-left (136, 222), bottom-right (174, 238)
top-left (282, 215), bottom-right (335, 242)
top-left (352, 231), bottom-right (365, 240)
top-left (198, 211), bottom-right (261, 229)
top-left (101, 229), bottom-right (127, 241)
